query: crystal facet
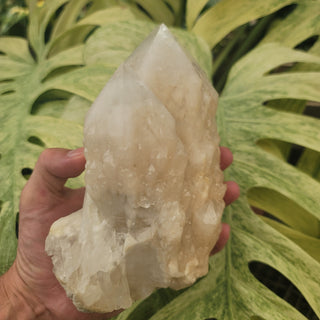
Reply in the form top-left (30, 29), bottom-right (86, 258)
top-left (45, 24), bottom-right (226, 313)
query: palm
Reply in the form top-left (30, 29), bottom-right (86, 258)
top-left (17, 187), bottom-right (104, 319)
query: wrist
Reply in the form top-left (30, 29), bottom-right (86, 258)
top-left (0, 263), bottom-right (50, 320)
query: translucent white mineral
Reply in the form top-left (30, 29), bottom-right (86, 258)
top-left (45, 24), bottom-right (226, 313)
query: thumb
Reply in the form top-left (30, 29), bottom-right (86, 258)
top-left (20, 148), bottom-right (85, 212)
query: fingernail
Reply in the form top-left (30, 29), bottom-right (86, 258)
top-left (67, 147), bottom-right (84, 158)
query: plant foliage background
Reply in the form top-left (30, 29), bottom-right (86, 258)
top-left (0, 0), bottom-right (319, 319)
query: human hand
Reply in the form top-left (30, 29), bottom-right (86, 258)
top-left (211, 146), bottom-right (240, 255)
top-left (0, 148), bottom-right (119, 320)
top-left (0, 146), bottom-right (239, 319)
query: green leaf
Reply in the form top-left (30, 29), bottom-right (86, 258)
top-left (76, 6), bottom-right (149, 26)
top-left (261, 0), bottom-right (320, 47)
top-left (61, 95), bottom-right (91, 125)
top-left (297, 148), bottom-right (320, 180)
top-left (261, 216), bottom-right (320, 263)
top-left (0, 1), bottom-right (142, 275)
top-left (132, 0), bottom-right (175, 25)
top-left (47, 3), bottom-right (147, 57)
top-left (258, 99), bottom-right (307, 161)
top-left (191, 0), bottom-right (294, 49)
top-left (0, 5), bottom-right (28, 35)
top-left (0, 198), bottom-right (17, 275)
top-left (0, 36), bottom-right (34, 64)
top-left (50, 0), bottom-right (89, 40)
top-left (86, 0), bottom-right (119, 14)
top-left (248, 187), bottom-right (320, 238)
top-left (186, 0), bottom-right (208, 29)
top-left (223, 43), bottom-right (320, 88)
top-left (165, 0), bottom-right (184, 15)
top-left (27, 0), bottom-right (69, 57)
top-left (186, 0), bottom-right (224, 30)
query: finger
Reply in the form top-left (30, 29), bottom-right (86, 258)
top-left (20, 148), bottom-right (85, 210)
top-left (31, 147), bottom-right (85, 192)
top-left (32, 148), bottom-right (85, 191)
top-left (220, 146), bottom-right (233, 171)
top-left (224, 181), bottom-right (240, 206)
top-left (62, 187), bottom-right (86, 216)
top-left (211, 223), bottom-right (230, 255)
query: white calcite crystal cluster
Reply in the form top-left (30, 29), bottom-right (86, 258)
top-left (45, 24), bottom-right (226, 313)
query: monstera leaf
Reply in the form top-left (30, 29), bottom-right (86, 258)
top-left (0, 0), bottom-right (149, 274)
top-left (0, 0), bottom-right (319, 319)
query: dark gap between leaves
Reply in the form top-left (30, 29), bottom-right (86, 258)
top-left (28, 136), bottom-right (45, 147)
top-left (78, 2), bottom-right (95, 22)
top-left (275, 3), bottom-right (298, 19)
top-left (304, 102), bottom-right (320, 118)
top-left (30, 89), bottom-right (72, 115)
top-left (295, 35), bottom-right (319, 52)
top-left (251, 206), bottom-right (285, 226)
top-left (163, 1), bottom-right (174, 14)
top-left (44, 2), bottom-right (67, 44)
top-left (83, 25), bottom-right (99, 43)
top-left (0, 79), bottom-right (14, 84)
top-left (263, 99), bottom-right (306, 113)
top-left (287, 144), bottom-right (305, 166)
top-left (212, 4), bottom-right (298, 93)
top-left (41, 65), bottom-right (84, 83)
top-left (268, 62), bottom-right (297, 75)
top-left (136, 4), bottom-right (153, 20)
top-left (21, 168), bottom-right (33, 180)
top-left (249, 261), bottom-right (319, 320)
top-left (16, 212), bottom-right (19, 239)
top-left (28, 43), bottom-right (37, 62)
top-left (1, 90), bottom-right (15, 96)
top-left (255, 138), bottom-right (306, 168)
